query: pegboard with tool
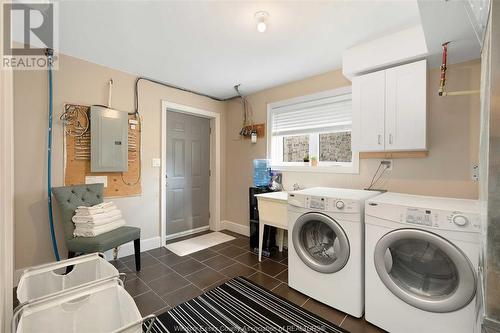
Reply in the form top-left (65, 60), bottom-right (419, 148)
top-left (63, 103), bottom-right (142, 197)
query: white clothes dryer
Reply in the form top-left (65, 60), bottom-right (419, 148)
top-left (364, 192), bottom-right (480, 333)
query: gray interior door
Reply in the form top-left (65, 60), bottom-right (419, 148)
top-left (374, 228), bottom-right (476, 313)
top-left (166, 110), bottom-right (210, 236)
top-left (292, 212), bottom-right (350, 273)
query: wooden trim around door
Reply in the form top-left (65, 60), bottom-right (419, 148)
top-left (0, 1), bottom-right (15, 327)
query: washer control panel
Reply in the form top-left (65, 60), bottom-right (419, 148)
top-left (288, 194), bottom-right (360, 213)
top-left (309, 197), bottom-right (326, 210)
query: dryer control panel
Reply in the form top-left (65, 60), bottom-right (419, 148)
top-left (404, 207), bottom-right (480, 231)
top-left (365, 203), bottom-right (481, 232)
top-left (365, 192), bottom-right (480, 233)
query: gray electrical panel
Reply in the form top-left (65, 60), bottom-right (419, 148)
top-left (90, 105), bottom-right (128, 172)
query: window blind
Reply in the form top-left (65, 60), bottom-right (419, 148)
top-left (271, 92), bottom-right (352, 136)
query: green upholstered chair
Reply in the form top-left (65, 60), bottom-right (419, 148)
top-left (52, 183), bottom-right (141, 271)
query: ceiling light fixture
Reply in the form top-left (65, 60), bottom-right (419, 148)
top-left (255, 11), bottom-right (269, 33)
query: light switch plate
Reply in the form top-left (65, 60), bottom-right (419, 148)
top-left (152, 158), bottom-right (161, 167)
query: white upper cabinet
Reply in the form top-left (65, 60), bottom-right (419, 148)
top-left (352, 71), bottom-right (386, 152)
top-left (352, 60), bottom-right (427, 152)
top-left (385, 60), bottom-right (427, 151)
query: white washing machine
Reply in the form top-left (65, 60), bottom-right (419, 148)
top-left (288, 187), bottom-right (381, 317)
top-left (364, 192), bottom-right (480, 333)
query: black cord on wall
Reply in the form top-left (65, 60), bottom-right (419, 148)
top-left (132, 77), bottom-right (239, 115)
top-left (367, 162), bottom-right (390, 190)
top-left (124, 77), bottom-right (240, 187)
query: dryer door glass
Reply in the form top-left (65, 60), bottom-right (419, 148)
top-left (374, 228), bottom-right (476, 313)
top-left (292, 212), bottom-right (350, 274)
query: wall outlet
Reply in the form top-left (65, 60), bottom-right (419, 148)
top-left (381, 159), bottom-right (393, 171)
top-left (85, 175), bottom-right (108, 188)
top-left (472, 164), bottom-right (479, 182)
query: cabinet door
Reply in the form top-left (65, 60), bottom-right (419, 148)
top-left (352, 71), bottom-right (386, 152)
top-left (385, 60), bottom-right (427, 151)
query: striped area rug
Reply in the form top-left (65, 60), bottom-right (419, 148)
top-left (144, 277), bottom-right (347, 333)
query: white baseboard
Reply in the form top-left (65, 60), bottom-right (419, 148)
top-left (220, 220), bottom-right (250, 237)
top-left (166, 226), bottom-right (210, 241)
top-left (14, 236), bottom-right (161, 287)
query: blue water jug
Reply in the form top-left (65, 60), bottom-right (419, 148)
top-left (253, 159), bottom-right (271, 187)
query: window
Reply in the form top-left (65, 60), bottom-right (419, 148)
top-left (267, 87), bottom-right (358, 173)
top-left (319, 132), bottom-right (352, 162)
top-left (283, 135), bottom-right (309, 162)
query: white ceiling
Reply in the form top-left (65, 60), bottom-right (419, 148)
top-left (418, 0), bottom-right (481, 68)
top-left (56, 1), bottom-right (423, 99)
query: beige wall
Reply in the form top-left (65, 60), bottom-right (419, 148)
top-left (225, 60), bottom-right (481, 226)
top-left (13, 54), bottom-right (227, 270)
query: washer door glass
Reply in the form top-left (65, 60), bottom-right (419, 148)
top-left (374, 228), bottom-right (476, 313)
top-left (292, 212), bottom-right (350, 274)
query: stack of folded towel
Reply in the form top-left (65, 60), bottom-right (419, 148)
top-left (72, 202), bottom-right (125, 237)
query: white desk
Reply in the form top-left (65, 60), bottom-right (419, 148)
top-left (255, 191), bottom-right (288, 262)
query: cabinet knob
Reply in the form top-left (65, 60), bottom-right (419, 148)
top-left (389, 134), bottom-right (393, 145)
top-left (378, 134), bottom-right (382, 145)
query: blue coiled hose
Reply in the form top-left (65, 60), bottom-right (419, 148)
top-left (46, 50), bottom-right (60, 261)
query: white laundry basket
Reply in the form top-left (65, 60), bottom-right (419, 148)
top-left (13, 277), bottom-right (147, 333)
top-left (17, 253), bottom-right (119, 303)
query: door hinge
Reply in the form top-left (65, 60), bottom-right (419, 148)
top-left (209, 169), bottom-right (211, 176)
top-left (209, 127), bottom-right (212, 134)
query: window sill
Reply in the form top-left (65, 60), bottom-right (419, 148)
top-left (271, 164), bottom-right (359, 174)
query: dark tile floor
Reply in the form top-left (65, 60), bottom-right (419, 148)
top-left (112, 230), bottom-right (386, 333)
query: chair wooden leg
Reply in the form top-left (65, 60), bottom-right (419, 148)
top-left (134, 239), bottom-right (141, 271)
top-left (66, 251), bottom-right (76, 274)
